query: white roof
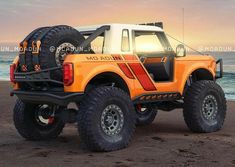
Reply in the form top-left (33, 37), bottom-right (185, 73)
top-left (75, 23), bottom-right (164, 32)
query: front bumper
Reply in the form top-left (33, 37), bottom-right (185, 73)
top-left (11, 90), bottom-right (84, 106)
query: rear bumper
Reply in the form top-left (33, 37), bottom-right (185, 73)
top-left (11, 90), bottom-right (84, 106)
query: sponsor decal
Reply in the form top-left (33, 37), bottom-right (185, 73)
top-left (85, 54), bottom-right (138, 61)
top-left (128, 63), bottom-right (156, 91)
top-left (85, 54), bottom-right (155, 91)
top-left (15, 75), bottom-right (26, 79)
top-left (85, 56), bottom-right (114, 61)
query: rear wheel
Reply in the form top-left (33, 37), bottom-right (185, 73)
top-left (78, 87), bottom-right (136, 152)
top-left (135, 104), bottom-right (157, 126)
top-left (183, 80), bottom-right (226, 133)
top-left (13, 99), bottom-right (65, 140)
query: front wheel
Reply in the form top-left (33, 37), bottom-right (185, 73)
top-left (78, 87), bottom-right (136, 152)
top-left (183, 80), bottom-right (227, 133)
top-left (13, 99), bottom-right (65, 140)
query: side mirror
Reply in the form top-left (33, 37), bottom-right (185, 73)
top-left (176, 44), bottom-right (186, 57)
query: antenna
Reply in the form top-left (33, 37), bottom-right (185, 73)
top-left (166, 8), bottom-right (205, 56)
top-left (166, 33), bottom-right (205, 56)
top-left (182, 8), bottom-right (185, 43)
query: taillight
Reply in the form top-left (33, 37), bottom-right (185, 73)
top-left (63, 63), bottom-right (74, 86)
top-left (10, 64), bottom-right (16, 83)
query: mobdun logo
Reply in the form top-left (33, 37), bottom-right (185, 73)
top-left (49, 45), bottom-right (107, 53)
top-left (198, 46), bottom-right (233, 52)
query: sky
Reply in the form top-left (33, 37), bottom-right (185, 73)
top-left (0, 0), bottom-right (235, 49)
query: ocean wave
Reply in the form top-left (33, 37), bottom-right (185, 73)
top-left (224, 65), bottom-right (235, 67)
top-left (0, 77), bottom-right (9, 81)
top-left (223, 72), bottom-right (235, 76)
top-left (0, 60), bottom-right (13, 64)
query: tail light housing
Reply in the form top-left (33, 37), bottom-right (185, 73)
top-left (63, 63), bottom-right (74, 86)
top-left (10, 63), bottom-right (16, 83)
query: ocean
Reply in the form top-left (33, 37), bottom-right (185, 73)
top-left (0, 52), bottom-right (235, 100)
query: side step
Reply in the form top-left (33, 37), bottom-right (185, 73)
top-left (133, 92), bottom-right (181, 104)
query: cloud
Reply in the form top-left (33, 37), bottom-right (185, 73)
top-left (0, 0), bottom-right (235, 47)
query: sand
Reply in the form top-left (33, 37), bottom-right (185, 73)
top-left (0, 81), bottom-right (235, 167)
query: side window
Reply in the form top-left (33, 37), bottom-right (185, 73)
top-left (121, 29), bottom-right (130, 52)
top-left (91, 36), bottom-right (104, 54)
top-left (134, 31), bottom-right (165, 57)
top-left (84, 34), bottom-right (104, 54)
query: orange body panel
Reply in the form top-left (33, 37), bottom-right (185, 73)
top-left (64, 54), bottom-right (216, 100)
top-left (64, 54), bottom-right (145, 98)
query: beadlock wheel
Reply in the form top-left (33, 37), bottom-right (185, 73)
top-left (101, 104), bottom-right (124, 136)
top-left (202, 95), bottom-right (218, 124)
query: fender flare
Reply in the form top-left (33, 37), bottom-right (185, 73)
top-left (81, 65), bottom-right (131, 94)
top-left (179, 65), bottom-right (215, 94)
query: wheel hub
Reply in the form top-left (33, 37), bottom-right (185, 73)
top-left (202, 95), bottom-right (218, 121)
top-left (104, 114), bottom-right (114, 126)
top-left (35, 105), bottom-right (55, 126)
top-left (101, 104), bottom-right (124, 136)
top-left (55, 43), bottom-right (75, 66)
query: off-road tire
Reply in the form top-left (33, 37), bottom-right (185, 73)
top-left (136, 105), bottom-right (157, 126)
top-left (183, 80), bottom-right (226, 133)
top-left (23, 27), bottom-right (50, 71)
top-left (78, 87), bottom-right (136, 152)
top-left (13, 99), bottom-right (65, 140)
top-left (38, 25), bottom-right (85, 68)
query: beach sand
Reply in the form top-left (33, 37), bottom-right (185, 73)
top-left (0, 81), bottom-right (235, 167)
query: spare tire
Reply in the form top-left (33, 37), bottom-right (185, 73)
top-left (24, 27), bottom-right (51, 71)
top-left (21, 25), bottom-right (86, 80)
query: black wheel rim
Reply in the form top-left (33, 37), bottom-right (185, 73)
top-left (201, 94), bottom-right (218, 123)
top-left (136, 107), bottom-right (148, 115)
top-left (34, 104), bottom-right (56, 127)
top-left (101, 104), bottom-right (124, 136)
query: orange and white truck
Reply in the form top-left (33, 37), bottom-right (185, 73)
top-left (10, 23), bottom-right (226, 151)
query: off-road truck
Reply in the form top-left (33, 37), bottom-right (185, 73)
top-left (10, 23), bottom-right (226, 152)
